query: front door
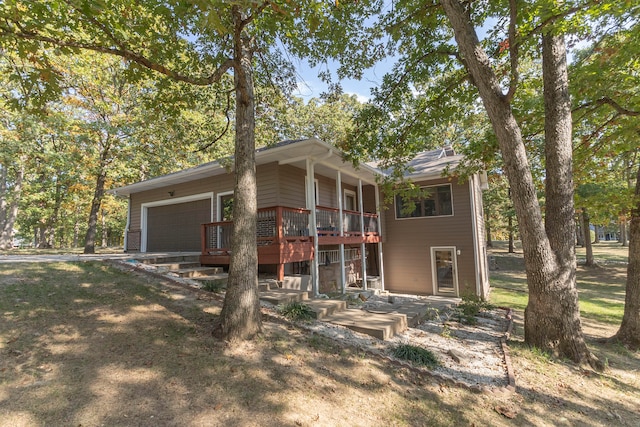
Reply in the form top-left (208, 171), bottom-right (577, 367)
top-left (431, 247), bottom-right (458, 296)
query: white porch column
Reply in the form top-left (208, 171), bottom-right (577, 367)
top-left (306, 158), bottom-right (319, 297)
top-left (375, 183), bottom-right (385, 291)
top-left (336, 171), bottom-right (346, 294)
top-left (358, 179), bottom-right (367, 290)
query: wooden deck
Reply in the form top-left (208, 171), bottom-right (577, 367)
top-left (199, 205), bottom-right (381, 275)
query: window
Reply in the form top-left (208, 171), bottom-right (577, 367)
top-left (219, 193), bottom-right (234, 221)
top-left (344, 190), bottom-right (357, 211)
top-left (395, 184), bottom-right (453, 218)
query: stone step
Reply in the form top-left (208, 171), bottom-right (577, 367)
top-left (259, 289), bottom-right (309, 305)
top-left (322, 308), bottom-right (408, 340)
top-left (136, 255), bottom-right (200, 265)
top-left (304, 299), bottom-right (347, 320)
top-left (174, 267), bottom-right (225, 278)
top-left (281, 275), bottom-right (311, 292)
top-left (155, 262), bottom-right (201, 272)
top-left (258, 279), bottom-right (280, 292)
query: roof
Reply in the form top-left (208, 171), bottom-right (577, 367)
top-left (367, 146), bottom-right (462, 181)
top-left (109, 140), bottom-right (462, 196)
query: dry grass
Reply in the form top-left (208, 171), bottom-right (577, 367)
top-left (1, 251), bottom-right (639, 426)
top-left (488, 241), bottom-right (640, 426)
top-left (0, 262), bottom-right (505, 426)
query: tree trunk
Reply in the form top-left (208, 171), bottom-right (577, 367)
top-left (582, 208), bottom-right (594, 266)
top-left (612, 163), bottom-right (640, 349)
top-left (594, 225), bottom-right (600, 243)
top-left (576, 219), bottom-right (584, 247)
top-left (216, 7), bottom-right (262, 340)
top-left (621, 218), bottom-right (628, 246)
top-left (508, 215), bottom-right (515, 253)
top-left (441, 0), bottom-right (597, 367)
top-left (486, 220), bottom-right (493, 248)
top-left (101, 209), bottom-right (108, 247)
top-left (0, 162), bottom-right (24, 250)
top-left (84, 156), bottom-right (108, 254)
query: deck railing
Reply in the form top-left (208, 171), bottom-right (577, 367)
top-left (315, 206), bottom-right (379, 236)
top-left (201, 206), bottom-right (312, 254)
top-left (126, 229), bottom-right (141, 252)
top-left (201, 205), bottom-right (380, 255)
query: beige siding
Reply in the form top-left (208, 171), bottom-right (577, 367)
top-left (256, 162), bottom-right (279, 208)
top-left (316, 174), bottom-right (337, 207)
top-left (277, 165), bottom-right (307, 208)
top-left (382, 177), bottom-right (477, 296)
top-left (362, 186), bottom-right (377, 213)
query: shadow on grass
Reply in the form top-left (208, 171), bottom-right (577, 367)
top-left (0, 261), bottom-right (496, 426)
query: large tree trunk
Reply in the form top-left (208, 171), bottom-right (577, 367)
top-left (531, 31), bottom-right (596, 365)
top-left (0, 162), bottom-right (24, 250)
top-left (216, 7), bottom-right (262, 340)
top-left (612, 164), bottom-right (640, 349)
top-left (441, 0), bottom-right (597, 366)
top-left (582, 208), bottom-right (594, 266)
top-left (594, 225), bottom-right (600, 243)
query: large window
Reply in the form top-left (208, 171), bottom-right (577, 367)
top-left (395, 184), bottom-right (453, 218)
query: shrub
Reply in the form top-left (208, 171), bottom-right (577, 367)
top-left (454, 293), bottom-right (494, 324)
top-left (279, 301), bottom-right (315, 321)
top-left (392, 344), bottom-right (440, 368)
top-left (201, 279), bottom-right (226, 293)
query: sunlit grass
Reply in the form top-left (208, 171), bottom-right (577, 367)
top-left (488, 241), bottom-right (627, 325)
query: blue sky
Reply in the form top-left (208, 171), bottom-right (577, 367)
top-left (292, 57), bottom-right (394, 103)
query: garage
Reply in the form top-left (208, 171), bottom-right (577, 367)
top-left (146, 198), bottom-right (212, 251)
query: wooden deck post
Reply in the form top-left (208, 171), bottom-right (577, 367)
top-left (277, 263), bottom-right (285, 281)
top-left (276, 206), bottom-right (285, 281)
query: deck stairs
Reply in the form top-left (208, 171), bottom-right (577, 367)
top-left (133, 255), bottom-right (434, 340)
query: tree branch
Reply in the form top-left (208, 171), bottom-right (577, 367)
top-left (195, 89), bottom-right (234, 152)
top-left (0, 24), bottom-right (233, 86)
top-left (505, 0), bottom-right (519, 102)
top-left (574, 97), bottom-right (640, 117)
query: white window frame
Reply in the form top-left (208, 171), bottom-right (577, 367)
top-left (430, 246), bottom-right (459, 296)
top-left (343, 189), bottom-right (357, 212)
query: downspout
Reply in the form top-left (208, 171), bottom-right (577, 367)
top-left (469, 175), bottom-right (482, 297)
top-left (124, 194), bottom-right (131, 252)
top-left (337, 171), bottom-right (346, 294)
top-left (375, 183), bottom-right (385, 291)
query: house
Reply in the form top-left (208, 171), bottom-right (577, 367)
top-left (109, 138), bottom-right (490, 298)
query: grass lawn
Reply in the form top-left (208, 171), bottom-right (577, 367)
top-left (489, 241), bottom-right (629, 325)
top-left (1, 250), bottom-right (638, 426)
